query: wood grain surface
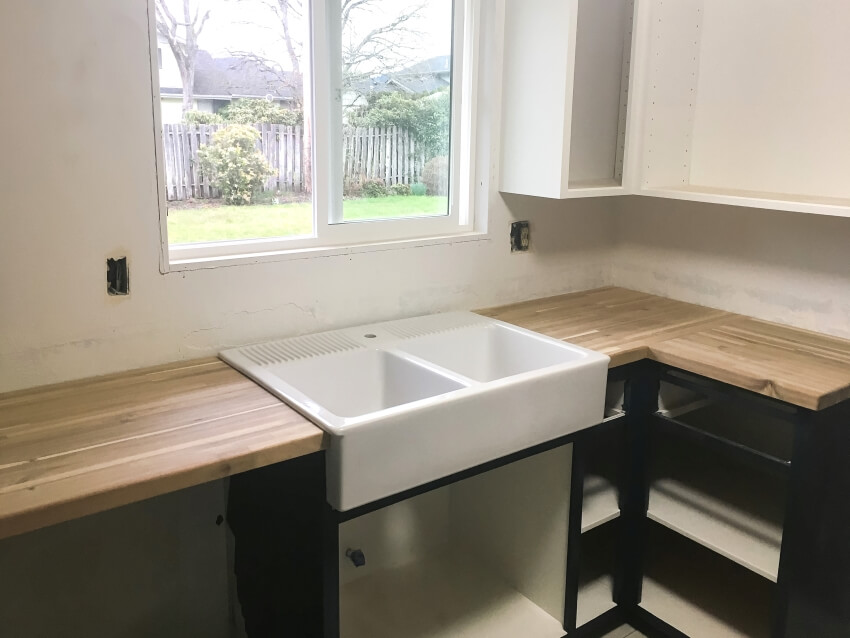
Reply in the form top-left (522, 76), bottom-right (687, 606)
top-left (4, 287), bottom-right (849, 540)
top-left (480, 287), bottom-right (850, 411)
top-left (0, 359), bottom-right (325, 540)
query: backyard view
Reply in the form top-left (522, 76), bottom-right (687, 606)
top-left (168, 196), bottom-right (448, 243)
top-left (155, 0), bottom-right (453, 245)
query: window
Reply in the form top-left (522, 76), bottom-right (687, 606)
top-left (149, 0), bottom-right (479, 266)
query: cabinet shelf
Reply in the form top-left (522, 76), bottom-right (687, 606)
top-left (647, 480), bottom-right (782, 581)
top-left (581, 474), bottom-right (620, 533)
top-left (640, 526), bottom-right (773, 638)
top-left (341, 552), bottom-right (565, 638)
top-left (575, 521), bottom-right (619, 628)
top-left (647, 439), bottom-right (786, 581)
top-left (577, 574), bottom-right (616, 628)
top-left (631, 0), bottom-right (850, 217)
top-left (639, 185), bottom-right (850, 218)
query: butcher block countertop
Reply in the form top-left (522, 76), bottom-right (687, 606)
top-left (0, 359), bottom-right (325, 540)
top-left (3, 286), bottom-right (850, 541)
top-left (479, 287), bottom-right (850, 412)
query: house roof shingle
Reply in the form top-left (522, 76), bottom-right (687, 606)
top-left (349, 55), bottom-right (451, 97)
top-left (192, 51), bottom-right (298, 100)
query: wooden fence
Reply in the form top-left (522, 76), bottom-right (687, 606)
top-left (162, 123), bottom-right (430, 201)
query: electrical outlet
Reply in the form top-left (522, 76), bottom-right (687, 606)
top-left (107, 257), bottom-right (129, 296)
top-left (510, 221), bottom-right (530, 252)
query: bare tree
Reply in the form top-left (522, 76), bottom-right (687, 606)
top-left (243, 0), bottom-right (425, 93)
top-left (231, 0), bottom-right (426, 193)
top-left (155, 0), bottom-right (211, 114)
top-left (340, 0), bottom-right (426, 88)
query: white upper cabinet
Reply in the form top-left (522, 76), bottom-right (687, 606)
top-left (501, 0), bottom-right (850, 217)
top-left (499, 0), bottom-right (637, 199)
top-left (630, 0), bottom-right (850, 216)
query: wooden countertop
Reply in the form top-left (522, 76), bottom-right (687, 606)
top-left (479, 287), bottom-right (850, 412)
top-left (3, 286), bottom-right (849, 540)
top-left (0, 359), bottom-right (325, 541)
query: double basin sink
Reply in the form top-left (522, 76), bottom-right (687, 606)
top-left (221, 312), bottom-right (609, 511)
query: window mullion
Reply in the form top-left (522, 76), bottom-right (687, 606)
top-left (311, 0), bottom-right (343, 238)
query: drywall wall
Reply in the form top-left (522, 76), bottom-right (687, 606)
top-left (0, 0), bottom-right (613, 394)
top-left (611, 196), bottom-right (850, 339)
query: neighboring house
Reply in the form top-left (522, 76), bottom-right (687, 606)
top-left (157, 35), bottom-right (299, 124)
top-left (343, 55), bottom-right (451, 109)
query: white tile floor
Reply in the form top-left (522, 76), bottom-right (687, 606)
top-left (602, 626), bottom-right (647, 638)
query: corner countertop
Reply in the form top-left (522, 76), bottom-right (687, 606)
top-left (3, 286), bottom-right (850, 541)
top-left (479, 286), bottom-right (850, 411)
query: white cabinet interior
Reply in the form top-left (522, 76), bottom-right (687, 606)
top-left (338, 446), bottom-right (571, 638)
top-left (649, 383), bottom-right (791, 581)
top-left (582, 380), bottom-right (626, 533)
top-left (641, 525), bottom-right (773, 638)
top-left (647, 438), bottom-right (786, 581)
top-left (631, 0), bottom-right (850, 216)
top-left (582, 473), bottom-right (620, 534)
top-left (576, 522), bottom-right (619, 627)
top-left (500, 0), bottom-right (850, 217)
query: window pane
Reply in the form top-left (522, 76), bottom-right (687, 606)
top-left (340, 0), bottom-right (453, 222)
top-left (154, 0), bottom-right (314, 244)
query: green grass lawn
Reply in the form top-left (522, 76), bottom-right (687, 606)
top-left (167, 196), bottom-right (449, 244)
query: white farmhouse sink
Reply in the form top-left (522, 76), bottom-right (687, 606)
top-left (220, 312), bottom-right (609, 511)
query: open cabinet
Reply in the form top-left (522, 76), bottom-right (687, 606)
top-left (336, 446), bottom-right (572, 638)
top-left (499, 0), bottom-right (637, 198)
top-left (631, 373), bottom-right (797, 637)
top-left (629, 0), bottom-right (850, 216)
top-left (500, 0), bottom-right (850, 217)
top-left (562, 379), bottom-right (631, 636)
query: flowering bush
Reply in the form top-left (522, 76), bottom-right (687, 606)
top-left (197, 125), bottom-right (274, 205)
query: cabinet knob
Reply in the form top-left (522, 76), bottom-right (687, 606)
top-left (345, 548), bottom-right (366, 567)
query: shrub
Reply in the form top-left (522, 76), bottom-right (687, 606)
top-left (362, 179), bottom-right (389, 198)
top-left (343, 181), bottom-right (362, 198)
top-left (389, 183), bottom-right (412, 196)
top-left (197, 125), bottom-right (274, 205)
top-left (183, 110), bottom-right (223, 125)
top-left (410, 182), bottom-right (427, 196)
top-left (422, 156), bottom-right (449, 197)
top-left (221, 99), bottom-right (302, 126)
top-left (348, 89), bottom-right (451, 157)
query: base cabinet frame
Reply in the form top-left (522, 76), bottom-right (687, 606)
top-left (568, 362), bottom-right (850, 638)
top-left (226, 362), bottom-right (850, 638)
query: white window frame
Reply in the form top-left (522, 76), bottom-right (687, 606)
top-left (148, 0), bottom-right (481, 270)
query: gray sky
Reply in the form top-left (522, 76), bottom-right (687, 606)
top-left (162, 0), bottom-right (452, 72)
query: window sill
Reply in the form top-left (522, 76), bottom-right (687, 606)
top-left (164, 231), bottom-right (491, 273)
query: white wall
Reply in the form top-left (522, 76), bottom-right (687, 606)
top-left (0, 0), bottom-right (614, 395)
top-left (611, 196), bottom-right (850, 339)
top-left (160, 96), bottom-right (184, 124)
top-left (157, 33), bottom-right (183, 89)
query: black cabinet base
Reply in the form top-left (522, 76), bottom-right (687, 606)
top-left (227, 452), bottom-right (327, 638)
top-left (627, 606), bottom-right (689, 638)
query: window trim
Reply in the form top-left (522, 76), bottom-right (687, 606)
top-left (149, 0), bottom-right (482, 271)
